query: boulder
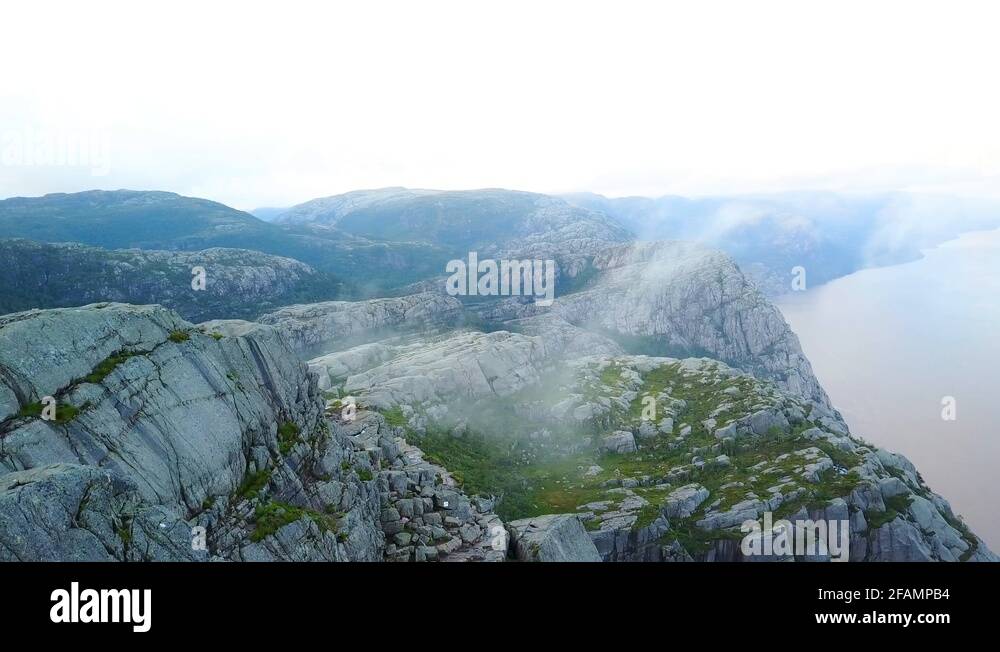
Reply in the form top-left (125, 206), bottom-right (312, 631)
top-left (748, 408), bottom-right (789, 436)
top-left (507, 514), bottom-right (602, 562)
top-left (661, 484), bottom-right (710, 519)
top-left (601, 431), bottom-right (637, 454)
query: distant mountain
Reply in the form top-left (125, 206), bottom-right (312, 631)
top-left (563, 191), bottom-right (1000, 294)
top-left (0, 239), bottom-right (345, 321)
top-left (277, 187), bottom-right (630, 250)
top-left (275, 188), bottom-right (633, 296)
top-left (0, 190), bottom-right (448, 294)
top-left (17, 188), bottom-right (990, 300)
top-left (251, 207), bottom-right (289, 222)
top-left (0, 189), bottom-right (634, 296)
top-left (0, 190), bottom-right (271, 250)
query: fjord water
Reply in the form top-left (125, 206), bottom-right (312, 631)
top-left (777, 228), bottom-right (1000, 548)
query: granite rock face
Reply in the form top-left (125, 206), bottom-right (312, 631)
top-left (0, 463), bottom-right (202, 562)
top-left (308, 319), bottom-right (620, 408)
top-left (507, 514), bottom-right (602, 562)
top-left (257, 292), bottom-right (464, 355)
top-left (0, 303), bottom-right (383, 561)
top-left (342, 330), bottom-right (547, 408)
top-left (480, 241), bottom-right (829, 407)
top-left (0, 303), bottom-right (510, 563)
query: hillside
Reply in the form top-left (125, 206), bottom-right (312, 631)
top-left (0, 239), bottom-right (345, 321)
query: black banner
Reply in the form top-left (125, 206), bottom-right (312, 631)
top-left (3, 562), bottom-right (996, 640)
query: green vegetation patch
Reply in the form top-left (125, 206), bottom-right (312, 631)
top-left (277, 421), bottom-right (301, 455)
top-left (865, 494), bottom-right (914, 529)
top-left (251, 501), bottom-right (305, 542)
top-left (17, 401), bottom-right (45, 418)
top-left (382, 406), bottom-right (407, 427)
top-left (885, 493), bottom-right (914, 513)
top-left (168, 329), bottom-right (190, 343)
top-left (250, 500), bottom-right (341, 543)
top-left (17, 400), bottom-right (84, 424)
top-left (406, 419), bottom-right (604, 520)
top-left (813, 441), bottom-right (863, 470)
top-left (664, 520), bottom-right (744, 556)
top-left (235, 468), bottom-right (272, 501)
top-left (84, 351), bottom-right (136, 384)
top-left (599, 362), bottom-right (624, 388)
top-left (370, 360), bottom-right (868, 557)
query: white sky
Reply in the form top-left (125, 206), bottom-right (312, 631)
top-left (2, 0), bottom-right (1000, 209)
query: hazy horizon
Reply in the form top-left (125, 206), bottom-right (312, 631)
top-left (4, 1), bottom-right (1000, 210)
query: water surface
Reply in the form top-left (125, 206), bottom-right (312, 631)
top-left (777, 229), bottom-right (1000, 549)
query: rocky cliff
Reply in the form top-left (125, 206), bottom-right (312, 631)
top-left (338, 348), bottom-right (997, 562)
top-left (0, 303), bottom-right (503, 561)
top-left (1, 237), bottom-right (994, 563)
top-left (477, 240), bottom-right (829, 407)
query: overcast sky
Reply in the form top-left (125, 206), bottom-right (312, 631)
top-left (2, 0), bottom-right (999, 210)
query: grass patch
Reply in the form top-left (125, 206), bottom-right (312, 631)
top-left (774, 495), bottom-right (810, 520)
top-left (599, 363), bottom-right (623, 388)
top-left (235, 468), bottom-right (272, 501)
top-left (277, 421), bottom-right (301, 455)
top-left (634, 504), bottom-right (664, 530)
top-left (17, 402), bottom-right (44, 418)
top-left (865, 494), bottom-right (913, 529)
top-left (84, 352), bottom-right (135, 384)
top-left (809, 470), bottom-right (862, 506)
top-left (250, 501), bottom-right (305, 542)
top-left (885, 493), bottom-right (914, 513)
top-left (17, 400), bottom-right (83, 424)
top-left (54, 403), bottom-right (81, 423)
top-left (405, 418), bottom-right (604, 521)
top-left (814, 441), bottom-right (863, 470)
top-left (168, 330), bottom-right (190, 343)
top-left (250, 501), bottom-right (341, 542)
top-left (665, 520), bottom-right (743, 556)
top-left (866, 508), bottom-right (899, 529)
top-left (382, 406), bottom-right (407, 427)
